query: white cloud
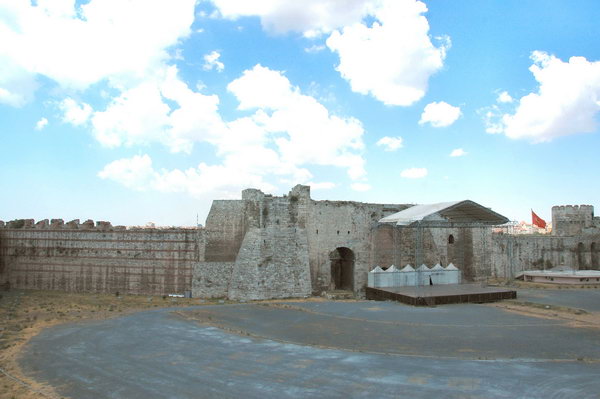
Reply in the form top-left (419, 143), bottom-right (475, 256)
top-left (1, 0), bottom-right (373, 200)
top-left (419, 101), bottom-right (461, 127)
top-left (228, 64), bottom-right (294, 110)
top-left (227, 65), bottom-right (366, 180)
top-left (98, 65), bottom-right (368, 197)
top-left (98, 153), bottom-right (278, 198)
top-left (209, 0), bottom-right (374, 37)
top-left (88, 64), bottom-right (364, 182)
top-left (202, 51), bottom-right (224, 72)
top-left (326, 0), bottom-right (450, 106)
top-left (208, 0), bottom-right (448, 106)
top-left (400, 167), bottom-right (427, 179)
top-left (304, 44), bottom-right (326, 53)
top-left (59, 98), bottom-right (92, 126)
top-left (486, 52), bottom-right (600, 142)
top-left (481, 106), bottom-right (504, 134)
top-left (0, 59), bottom-right (38, 107)
top-left (351, 182), bottom-right (371, 192)
top-left (35, 117), bottom-right (48, 130)
top-left (196, 81), bottom-right (207, 91)
top-left (449, 148), bottom-right (467, 157)
top-left (173, 48), bottom-right (185, 61)
top-left (34, 0), bottom-right (77, 18)
top-left (97, 154), bottom-right (156, 191)
top-left (91, 82), bottom-right (171, 148)
top-left (497, 91), bottom-right (513, 104)
top-left (0, 0), bottom-right (196, 104)
top-left (376, 136), bottom-right (403, 151)
top-left (81, 66), bottom-right (225, 152)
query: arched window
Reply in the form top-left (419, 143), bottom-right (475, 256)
top-left (448, 234), bottom-right (455, 244)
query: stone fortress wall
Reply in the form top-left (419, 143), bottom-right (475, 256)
top-left (552, 205), bottom-right (600, 236)
top-left (0, 219), bottom-right (197, 295)
top-left (194, 185), bottom-right (412, 299)
top-left (1, 187), bottom-right (599, 300)
top-left (491, 205), bottom-right (600, 278)
top-left (194, 185), bottom-right (502, 299)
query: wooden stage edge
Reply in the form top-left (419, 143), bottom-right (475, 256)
top-left (365, 284), bottom-right (517, 306)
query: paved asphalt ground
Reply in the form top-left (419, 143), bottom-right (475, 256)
top-left (21, 291), bottom-right (600, 399)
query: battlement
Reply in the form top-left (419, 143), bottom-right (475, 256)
top-left (552, 204), bottom-right (594, 213)
top-left (0, 219), bottom-right (198, 231)
top-left (552, 205), bottom-right (595, 236)
top-left (552, 205), bottom-right (594, 220)
top-left (241, 184), bottom-right (312, 203)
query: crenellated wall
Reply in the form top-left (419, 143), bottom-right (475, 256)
top-left (552, 205), bottom-right (599, 236)
top-left (491, 233), bottom-right (600, 278)
top-left (3, 193), bottom-right (598, 299)
top-left (0, 220), bottom-right (199, 295)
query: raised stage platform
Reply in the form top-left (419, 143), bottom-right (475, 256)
top-left (366, 284), bottom-right (517, 306)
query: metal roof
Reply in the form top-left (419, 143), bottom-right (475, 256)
top-left (379, 200), bottom-right (508, 226)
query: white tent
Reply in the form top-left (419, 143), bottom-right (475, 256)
top-left (444, 263), bottom-right (461, 284)
top-left (401, 264), bottom-right (415, 272)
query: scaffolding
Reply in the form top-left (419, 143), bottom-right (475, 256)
top-left (407, 221), bottom-right (509, 296)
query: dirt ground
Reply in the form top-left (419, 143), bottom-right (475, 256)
top-left (490, 301), bottom-right (600, 330)
top-left (0, 289), bottom-right (230, 399)
top-left (486, 277), bottom-right (600, 289)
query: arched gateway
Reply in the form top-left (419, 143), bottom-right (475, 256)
top-left (329, 247), bottom-right (354, 291)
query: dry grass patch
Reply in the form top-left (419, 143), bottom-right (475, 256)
top-left (491, 301), bottom-right (600, 331)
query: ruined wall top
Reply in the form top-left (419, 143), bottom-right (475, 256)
top-left (289, 184), bottom-right (311, 201)
top-left (0, 218), bottom-right (199, 231)
top-left (241, 185), bottom-right (312, 202)
top-left (241, 188), bottom-right (266, 201)
top-left (552, 205), bottom-right (594, 222)
top-left (552, 204), bottom-right (594, 214)
top-left (552, 204), bottom-right (596, 236)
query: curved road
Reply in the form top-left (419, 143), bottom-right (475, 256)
top-left (21, 301), bottom-right (600, 398)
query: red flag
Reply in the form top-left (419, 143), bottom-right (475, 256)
top-left (531, 210), bottom-right (546, 228)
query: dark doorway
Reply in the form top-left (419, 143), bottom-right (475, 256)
top-left (592, 243), bottom-right (598, 270)
top-left (330, 247), bottom-right (354, 291)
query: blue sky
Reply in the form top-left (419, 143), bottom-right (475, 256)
top-left (1, 0), bottom-right (599, 226)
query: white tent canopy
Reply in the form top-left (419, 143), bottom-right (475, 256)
top-left (378, 200), bottom-right (508, 226)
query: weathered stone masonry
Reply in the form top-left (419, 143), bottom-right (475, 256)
top-left (491, 205), bottom-right (600, 278)
top-left (2, 188), bottom-right (598, 300)
top-left (193, 185), bottom-right (502, 299)
top-left (0, 219), bottom-right (197, 295)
